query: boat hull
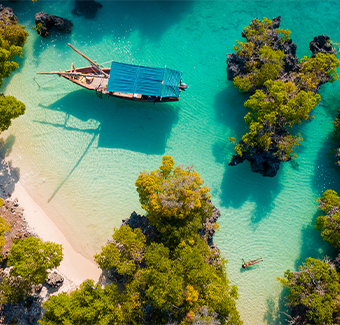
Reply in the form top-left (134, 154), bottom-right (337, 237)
top-left (61, 66), bottom-right (180, 102)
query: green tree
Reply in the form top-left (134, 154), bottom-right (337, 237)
top-left (39, 280), bottom-right (140, 325)
top-left (0, 237), bottom-right (63, 303)
top-left (94, 225), bottom-right (146, 276)
top-left (228, 17), bottom-right (339, 175)
top-left (298, 52), bottom-right (340, 92)
top-left (0, 215), bottom-right (10, 261)
top-left (235, 80), bottom-right (320, 160)
top-left (278, 257), bottom-right (340, 324)
top-left (41, 156), bottom-right (241, 325)
top-left (7, 236), bottom-right (63, 284)
top-left (135, 156), bottom-right (212, 247)
top-left (0, 17), bottom-right (28, 49)
top-left (0, 17), bottom-right (28, 130)
top-left (0, 94), bottom-right (26, 132)
top-left (316, 189), bottom-right (340, 248)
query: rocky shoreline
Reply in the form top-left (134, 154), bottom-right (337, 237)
top-left (0, 197), bottom-right (78, 325)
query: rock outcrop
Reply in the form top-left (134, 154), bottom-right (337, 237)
top-left (228, 146), bottom-right (283, 177)
top-left (122, 211), bottom-right (159, 243)
top-left (227, 16), bottom-right (337, 177)
top-left (309, 35), bottom-right (337, 56)
top-left (34, 12), bottom-right (73, 37)
top-left (45, 271), bottom-right (64, 288)
top-left (0, 5), bottom-right (17, 22)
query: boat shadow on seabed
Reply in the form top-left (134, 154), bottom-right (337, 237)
top-left (33, 89), bottom-right (179, 202)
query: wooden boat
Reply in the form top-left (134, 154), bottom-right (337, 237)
top-left (37, 44), bottom-right (188, 102)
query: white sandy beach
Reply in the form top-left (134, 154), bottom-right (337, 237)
top-left (12, 180), bottom-right (102, 286)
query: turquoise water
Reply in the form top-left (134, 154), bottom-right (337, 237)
top-left (2, 1), bottom-right (340, 323)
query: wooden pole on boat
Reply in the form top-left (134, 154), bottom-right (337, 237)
top-left (36, 71), bottom-right (107, 78)
top-left (67, 43), bottom-right (109, 77)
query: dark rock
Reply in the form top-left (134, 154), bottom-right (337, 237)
top-left (34, 12), bottom-right (73, 37)
top-left (229, 147), bottom-right (284, 177)
top-left (0, 5), bottom-right (17, 22)
top-left (45, 271), bottom-right (64, 288)
top-left (72, 0), bottom-right (103, 19)
top-left (122, 211), bottom-right (159, 243)
top-left (226, 53), bottom-right (247, 81)
top-left (309, 35), bottom-right (336, 56)
top-left (200, 201), bottom-right (221, 247)
top-left (271, 16), bottom-right (281, 29)
top-left (282, 39), bottom-right (300, 72)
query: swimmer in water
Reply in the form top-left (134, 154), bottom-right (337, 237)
top-left (242, 258), bottom-right (263, 268)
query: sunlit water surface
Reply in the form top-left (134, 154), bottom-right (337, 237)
top-left (2, 1), bottom-right (340, 324)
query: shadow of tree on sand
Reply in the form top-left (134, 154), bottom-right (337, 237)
top-left (0, 135), bottom-right (20, 199)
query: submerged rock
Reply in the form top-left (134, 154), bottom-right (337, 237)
top-left (34, 12), bottom-right (73, 37)
top-left (72, 0), bottom-right (103, 19)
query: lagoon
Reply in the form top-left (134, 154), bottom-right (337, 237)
top-left (2, 1), bottom-right (340, 323)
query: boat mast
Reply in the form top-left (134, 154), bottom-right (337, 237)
top-left (36, 71), bottom-right (107, 78)
top-left (67, 43), bottom-right (109, 77)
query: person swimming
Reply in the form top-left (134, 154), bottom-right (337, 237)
top-left (242, 258), bottom-right (263, 268)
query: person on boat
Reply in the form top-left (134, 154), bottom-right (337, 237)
top-left (242, 258), bottom-right (263, 268)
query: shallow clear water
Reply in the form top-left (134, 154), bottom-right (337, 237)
top-left (2, 1), bottom-right (340, 323)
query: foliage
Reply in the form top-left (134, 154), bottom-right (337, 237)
top-left (94, 225), bottom-right (146, 275)
top-left (235, 80), bottom-right (319, 159)
top-left (278, 258), bottom-right (340, 325)
top-left (229, 17), bottom-right (338, 165)
top-left (41, 156), bottom-right (241, 325)
top-left (316, 189), bottom-right (340, 248)
top-left (0, 94), bottom-right (26, 132)
top-left (39, 280), bottom-right (141, 325)
top-left (0, 19), bottom-right (27, 132)
top-left (0, 237), bottom-right (63, 303)
top-left (0, 18), bottom-right (28, 49)
top-left (298, 53), bottom-right (340, 92)
top-left (135, 155), bottom-right (212, 247)
top-left (128, 237), bottom-right (240, 324)
top-left (0, 16), bottom-right (28, 88)
top-left (6, 236), bottom-right (63, 285)
top-left (0, 274), bottom-right (32, 304)
top-left (0, 215), bottom-right (10, 261)
top-left (233, 47), bottom-right (285, 92)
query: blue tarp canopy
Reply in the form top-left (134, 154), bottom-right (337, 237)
top-left (107, 62), bottom-right (182, 98)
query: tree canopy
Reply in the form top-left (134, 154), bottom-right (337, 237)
top-left (316, 189), bottom-right (340, 248)
top-left (227, 17), bottom-right (340, 175)
top-left (0, 94), bottom-right (26, 132)
top-left (278, 257), bottom-right (340, 325)
top-left (135, 155), bottom-right (213, 247)
top-left (0, 236), bottom-right (63, 303)
top-left (41, 156), bottom-right (242, 325)
top-left (39, 280), bottom-right (139, 325)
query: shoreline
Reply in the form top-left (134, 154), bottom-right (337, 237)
top-left (11, 181), bottom-right (102, 286)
